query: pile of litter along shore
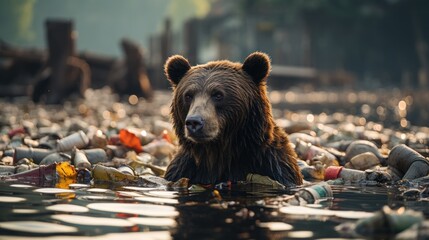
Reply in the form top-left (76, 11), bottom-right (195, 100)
top-left (1, 87), bottom-right (429, 238)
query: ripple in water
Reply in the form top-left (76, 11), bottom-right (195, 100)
top-left (87, 203), bottom-right (179, 217)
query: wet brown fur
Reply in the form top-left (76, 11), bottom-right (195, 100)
top-left (164, 53), bottom-right (303, 186)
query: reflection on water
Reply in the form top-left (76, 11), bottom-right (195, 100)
top-left (1, 180), bottom-right (423, 239)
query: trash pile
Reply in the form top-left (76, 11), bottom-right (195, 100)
top-left (1, 87), bottom-right (429, 238)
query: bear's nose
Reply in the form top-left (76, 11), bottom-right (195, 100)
top-left (185, 115), bottom-right (204, 133)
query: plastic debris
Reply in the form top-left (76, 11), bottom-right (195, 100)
top-left (91, 164), bottom-right (137, 182)
top-left (387, 144), bottom-right (429, 180)
top-left (294, 181), bottom-right (333, 204)
top-left (119, 129), bottom-right (143, 153)
top-left (246, 173), bottom-right (286, 189)
top-left (337, 206), bottom-right (425, 238)
top-left (57, 130), bottom-right (90, 152)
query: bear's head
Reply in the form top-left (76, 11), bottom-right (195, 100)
top-left (165, 52), bottom-right (272, 144)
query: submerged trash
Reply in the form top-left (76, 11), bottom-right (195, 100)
top-left (246, 173), bottom-right (285, 189)
top-left (342, 140), bottom-right (385, 164)
top-left (337, 206), bottom-right (425, 238)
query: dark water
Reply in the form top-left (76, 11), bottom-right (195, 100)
top-left (1, 180), bottom-right (423, 240)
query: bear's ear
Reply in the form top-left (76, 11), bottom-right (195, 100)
top-left (242, 52), bottom-right (271, 84)
top-left (164, 55), bottom-right (191, 86)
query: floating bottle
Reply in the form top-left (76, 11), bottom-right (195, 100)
top-left (13, 147), bottom-right (54, 164)
top-left (354, 206), bottom-right (424, 238)
top-left (82, 148), bottom-right (109, 164)
top-left (295, 181), bottom-right (333, 204)
top-left (56, 130), bottom-right (89, 152)
top-left (387, 144), bottom-right (429, 180)
top-left (324, 166), bottom-right (366, 182)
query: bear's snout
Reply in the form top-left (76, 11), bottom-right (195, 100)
top-left (185, 115), bottom-right (204, 134)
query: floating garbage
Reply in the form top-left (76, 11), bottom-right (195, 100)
top-left (387, 144), bottom-right (429, 180)
top-left (91, 164), bottom-right (137, 182)
top-left (324, 166), bottom-right (366, 182)
top-left (57, 130), bottom-right (90, 152)
top-left (119, 129), bottom-right (143, 153)
top-left (345, 152), bottom-right (380, 170)
top-left (295, 139), bottom-right (338, 166)
top-left (13, 147), bottom-right (54, 164)
top-left (342, 140), bottom-right (386, 165)
top-left (3, 162), bottom-right (76, 186)
top-left (246, 173), bottom-right (286, 189)
top-left (0, 88), bottom-right (428, 239)
top-left (294, 181), bottom-right (333, 204)
top-left (72, 148), bottom-right (92, 170)
top-left (336, 206), bottom-right (425, 238)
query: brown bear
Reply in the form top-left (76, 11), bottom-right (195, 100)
top-left (164, 52), bottom-right (303, 186)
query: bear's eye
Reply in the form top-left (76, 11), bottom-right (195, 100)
top-left (184, 93), bottom-right (193, 103)
top-left (212, 91), bottom-right (224, 102)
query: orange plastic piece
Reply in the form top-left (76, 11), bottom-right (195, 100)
top-left (119, 129), bottom-right (143, 153)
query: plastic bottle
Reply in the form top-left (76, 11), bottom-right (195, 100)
top-left (56, 130), bottom-right (89, 152)
top-left (295, 181), bottom-right (333, 204)
top-left (387, 144), bottom-right (429, 180)
top-left (324, 166), bottom-right (366, 182)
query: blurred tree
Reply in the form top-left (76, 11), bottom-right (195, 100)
top-left (236, 0), bottom-right (429, 88)
top-left (0, 0), bottom-right (36, 44)
top-left (165, 0), bottom-right (212, 31)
